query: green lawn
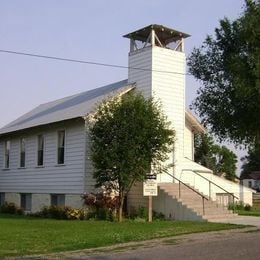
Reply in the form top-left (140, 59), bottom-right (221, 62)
top-left (0, 214), bottom-right (245, 257)
top-left (237, 209), bottom-right (260, 217)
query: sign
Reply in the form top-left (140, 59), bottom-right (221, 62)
top-left (143, 180), bottom-right (158, 196)
top-left (145, 174), bottom-right (157, 180)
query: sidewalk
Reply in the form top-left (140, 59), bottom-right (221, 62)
top-left (210, 215), bottom-right (260, 226)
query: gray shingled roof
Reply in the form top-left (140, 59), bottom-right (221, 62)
top-left (0, 79), bottom-right (134, 135)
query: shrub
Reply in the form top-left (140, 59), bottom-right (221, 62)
top-left (29, 206), bottom-right (85, 220)
top-left (128, 206), bottom-right (165, 221)
top-left (244, 204), bottom-right (252, 211)
top-left (228, 201), bottom-right (244, 211)
top-left (66, 208), bottom-right (85, 220)
top-left (228, 201), bottom-right (252, 211)
top-left (0, 202), bottom-right (24, 215)
top-left (47, 206), bottom-right (68, 219)
top-left (82, 192), bottom-right (118, 221)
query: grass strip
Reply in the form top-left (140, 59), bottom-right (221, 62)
top-left (237, 210), bottom-right (260, 217)
top-left (0, 214), bottom-right (245, 257)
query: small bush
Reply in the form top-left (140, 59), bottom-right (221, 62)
top-left (82, 192), bottom-right (118, 221)
top-left (66, 208), bottom-right (85, 220)
top-left (244, 204), bottom-right (252, 211)
top-left (128, 206), bottom-right (165, 221)
top-left (48, 206), bottom-right (68, 219)
top-left (228, 201), bottom-right (244, 211)
top-left (29, 206), bottom-right (85, 220)
top-left (228, 201), bottom-right (252, 212)
top-left (153, 211), bottom-right (165, 220)
top-left (0, 202), bottom-right (24, 215)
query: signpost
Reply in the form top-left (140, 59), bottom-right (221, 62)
top-left (143, 175), bottom-right (158, 222)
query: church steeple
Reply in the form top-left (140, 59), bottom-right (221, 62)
top-left (123, 24), bottom-right (190, 52)
top-left (124, 24), bottom-right (189, 181)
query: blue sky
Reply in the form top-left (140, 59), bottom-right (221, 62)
top-left (0, 0), bottom-right (246, 170)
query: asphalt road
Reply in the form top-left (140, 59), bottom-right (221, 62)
top-left (26, 226), bottom-right (260, 260)
top-left (89, 229), bottom-right (260, 260)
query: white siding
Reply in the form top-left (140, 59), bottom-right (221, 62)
top-left (128, 47), bottom-right (153, 98)
top-left (152, 47), bottom-right (186, 173)
top-left (0, 119), bottom-right (85, 194)
top-left (85, 128), bottom-right (96, 193)
top-left (128, 46), bottom-right (186, 183)
top-left (184, 120), bottom-right (193, 160)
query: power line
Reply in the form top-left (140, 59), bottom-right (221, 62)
top-left (0, 49), bottom-right (192, 76)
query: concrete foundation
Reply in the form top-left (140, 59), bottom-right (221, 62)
top-left (5, 193), bottom-right (20, 206)
top-left (31, 194), bottom-right (51, 212)
top-left (3, 192), bottom-right (83, 212)
top-left (65, 194), bottom-right (83, 208)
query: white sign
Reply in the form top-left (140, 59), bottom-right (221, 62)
top-left (143, 180), bottom-right (158, 196)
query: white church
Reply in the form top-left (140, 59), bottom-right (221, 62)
top-left (0, 25), bottom-right (253, 221)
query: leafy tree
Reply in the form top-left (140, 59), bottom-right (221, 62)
top-left (215, 146), bottom-right (238, 181)
top-left (194, 133), bottom-right (218, 172)
top-left (188, 0), bottom-right (260, 146)
top-left (88, 92), bottom-right (175, 222)
top-left (241, 142), bottom-right (260, 175)
top-left (194, 133), bottom-right (237, 181)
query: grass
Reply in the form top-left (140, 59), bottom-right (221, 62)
top-left (237, 209), bottom-right (260, 217)
top-left (0, 214), bottom-right (245, 257)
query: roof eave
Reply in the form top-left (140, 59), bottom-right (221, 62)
top-left (185, 110), bottom-right (205, 133)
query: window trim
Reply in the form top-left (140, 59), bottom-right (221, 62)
top-left (57, 130), bottom-right (66, 165)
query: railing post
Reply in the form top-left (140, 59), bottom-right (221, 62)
top-left (179, 181), bottom-right (181, 198)
top-left (202, 197), bottom-right (205, 215)
top-left (209, 182), bottom-right (211, 199)
top-left (232, 195), bottom-right (235, 213)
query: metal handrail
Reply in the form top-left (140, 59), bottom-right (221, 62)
top-left (181, 168), bottom-right (239, 212)
top-left (162, 169), bottom-right (208, 215)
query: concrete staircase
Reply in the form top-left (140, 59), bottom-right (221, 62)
top-left (158, 183), bottom-right (237, 221)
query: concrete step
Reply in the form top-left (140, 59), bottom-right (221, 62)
top-left (180, 200), bottom-right (221, 208)
top-left (158, 183), bottom-right (237, 221)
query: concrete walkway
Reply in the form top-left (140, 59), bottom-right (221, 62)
top-left (210, 215), bottom-right (260, 226)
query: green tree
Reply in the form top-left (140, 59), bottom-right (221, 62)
top-left (194, 133), bottom-right (218, 172)
top-left (188, 0), bottom-right (260, 146)
top-left (88, 92), bottom-right (175, 222)
top-left (194, 133), bottom-right (237, 181)
top-left (215, 146), bottom-right (238, 181)
top-left (241, 142), bottom-right (260, 175)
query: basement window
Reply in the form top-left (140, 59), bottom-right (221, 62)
top-left (20, 193), bottom-right (32, 211)
top-left (51, 194), bottom-right (65, 207)
top-left (0, 193), bottom-right (5, 207)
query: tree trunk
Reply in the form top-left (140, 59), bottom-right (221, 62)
top-left (118, 192), bottom-right (124, 222)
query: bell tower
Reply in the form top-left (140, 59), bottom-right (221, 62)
top-left (124, 24), bottom-right (190, 181)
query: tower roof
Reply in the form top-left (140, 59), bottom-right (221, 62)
top-left (123, 24), bottom-right (190, 45)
